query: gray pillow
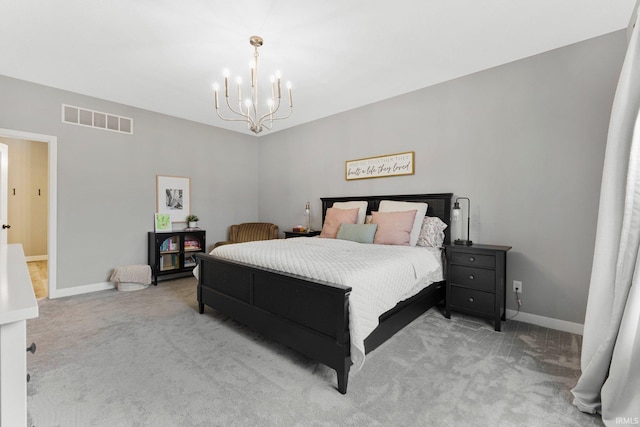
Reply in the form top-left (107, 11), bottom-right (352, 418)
top-left (336, 223), bottom-right (378, 244)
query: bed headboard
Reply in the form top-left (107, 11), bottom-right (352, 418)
top-left (320, 193), bottom-right (454, 245)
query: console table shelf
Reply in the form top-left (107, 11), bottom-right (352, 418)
top-left (148, 230), bottom-right (206, 285)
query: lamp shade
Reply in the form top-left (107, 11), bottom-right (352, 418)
top-left (452, 201), bottom-right (463, 242)
top-left (453, 197), bottom-right (472, 245)
top-left (305, 201), bottom-right (311, 232)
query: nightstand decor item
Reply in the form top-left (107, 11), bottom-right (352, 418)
top-left (452, 197), bottom-right (472, 245)
top-left (305, 201), bottom-right (312, 232)
top-left (212, 36), bottom-right (293, 134)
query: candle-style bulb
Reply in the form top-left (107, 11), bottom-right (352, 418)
top-left (213, 83), bottom-right (220, 109)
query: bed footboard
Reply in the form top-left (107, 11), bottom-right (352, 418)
top-left (196, 253), bottom-right (353, 393)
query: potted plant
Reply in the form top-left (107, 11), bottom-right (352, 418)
top-left (186, 214), bottom-right (199, 229)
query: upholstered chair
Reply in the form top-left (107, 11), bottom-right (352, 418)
top-left (213, 222), bottom-right (279, 249)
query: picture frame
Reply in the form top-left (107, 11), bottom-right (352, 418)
top-left (156, 175), bottom-right (190, 222)
top-left (345, 151), bottom-right (415, 180)
top-left (154, 213), bottom-right (172, 232)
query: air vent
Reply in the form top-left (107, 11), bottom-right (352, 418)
top-left (62, 104), bottom-right (133, 134)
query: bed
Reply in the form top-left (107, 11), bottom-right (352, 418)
top-left (195, 193), bottom-right (452, 393)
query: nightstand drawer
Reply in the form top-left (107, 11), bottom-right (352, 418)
top-left (449, 265), bottom-right (495, 292)
top-left (450, 286), bottom-right (494, 315)
top-left (450, 252), bottom-right (495, 268)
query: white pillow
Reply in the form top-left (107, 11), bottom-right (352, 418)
top-left (416, 216), bottom-right (448, 247)
top-left (332, 201), bottom-right (368, 224)
top-left (378, 200), bottom-right (428, 246)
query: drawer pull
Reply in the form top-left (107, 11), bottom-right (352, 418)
top-left (469, 297), bottom-right (474, 303)
top-left (469, 275), bottom-right (475, 280)
top-left (26, 342), bottom-right (36, 354)
top-left (469, 257), bottom-right (475, 262)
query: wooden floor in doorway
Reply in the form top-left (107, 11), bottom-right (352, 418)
top-left (27, 260), bottom-right (48, 299)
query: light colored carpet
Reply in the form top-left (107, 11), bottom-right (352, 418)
top-left (26, 277), bottom-right (602, 427)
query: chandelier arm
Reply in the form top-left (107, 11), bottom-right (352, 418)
top-left (215, 110), bottom-right (256, 123)
top-left (256, 96), bottom-right (282, 124)
top-left (257, 109), bottom-right (290, 125)
top-left (224, 96), bottom-right (256, 126)
top-left (257, 106), bottom-right (293, 127)
top-left (264, 106), bottom-right (293, 122)
top-left (258, 97), bottom-right (293, 123)
top-left (222, 97), bottom-right (246, 118)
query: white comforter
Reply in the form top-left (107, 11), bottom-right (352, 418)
top-left (209, 237), bottom-right (443, 370)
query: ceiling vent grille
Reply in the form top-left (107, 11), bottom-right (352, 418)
top-left (62, 104), bottom-right (133, 134)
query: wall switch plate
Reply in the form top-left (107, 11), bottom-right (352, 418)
top-left (513, 280), bottom-right (523, 293)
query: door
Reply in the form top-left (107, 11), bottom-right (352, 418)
top-left (0, 143), bottom-right (8, 245)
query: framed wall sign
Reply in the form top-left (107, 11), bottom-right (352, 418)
top-left (156, 175), bottom-right (190, 222)
top-left (345, 151), bottom-right (415, 180)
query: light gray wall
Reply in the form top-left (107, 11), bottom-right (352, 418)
top-left (0, 30), bottom-right (626, 324)
top-left (0, 76), bottom-right (259, 289)
top-left (258, 31), bottom-right (627, 324)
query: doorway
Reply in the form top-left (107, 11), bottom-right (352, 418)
top-left (0, 128), bottom-right (57, 298)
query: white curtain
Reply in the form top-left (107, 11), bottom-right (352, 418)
top-left (571, 3), bottom-right (640, 424)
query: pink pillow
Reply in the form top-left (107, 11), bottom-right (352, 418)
top-left (319, 207), bottom-right (359, 238)
top-left (371, 210), bottom-right (417, 245)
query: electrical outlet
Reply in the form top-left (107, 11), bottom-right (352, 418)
top-left (513, 280), bottom-right (523, 293)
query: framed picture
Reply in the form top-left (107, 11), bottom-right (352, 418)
top-left (156, 175), bottom-right (190, 222)
top-left (345, 151), bottom-right (415, 180)
top-left (154, 213), bottom-right (172, 232)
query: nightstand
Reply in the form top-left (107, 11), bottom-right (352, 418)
top-left (445, 244), bottom-right (511, 331)
top-left (284, 230), bottom-right (321, 239)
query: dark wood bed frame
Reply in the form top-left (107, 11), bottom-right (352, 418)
top-left (196, 193), bottom-right (453, 394)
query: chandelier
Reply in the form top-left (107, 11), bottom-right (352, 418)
top-left (213, 36), bottom-right (293, 134)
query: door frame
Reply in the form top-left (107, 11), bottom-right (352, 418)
top-left (0, 128), bottom-right (57, 298)
top-left (0, 143), bottom-right (7, 246)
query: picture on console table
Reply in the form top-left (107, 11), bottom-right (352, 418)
top-left (154, 213), bottom-right (171, 232)
top-left (156, 175), bottom-right (190, 222)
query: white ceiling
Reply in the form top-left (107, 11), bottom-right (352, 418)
top-left (0, 0), bottom-right (636, 136)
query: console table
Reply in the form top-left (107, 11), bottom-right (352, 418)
top-left (0, 244), bottom-right (39, 426)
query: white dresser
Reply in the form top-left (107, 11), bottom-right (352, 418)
top-left (0, 244), bottom-right (39, 426)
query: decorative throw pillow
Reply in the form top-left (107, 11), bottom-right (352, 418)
top-left (332, 201), bottom-right (368, 224)
top-left (319, 207), bottom-right (359, 238)
top-left (378, 200), bottom-right (428, 246)
top-left (336, 223), bottom-right (378, 244)
top-left (416, 216), bottom-right (448, 248)
top-left (371, 210), bottom-right (417, 246)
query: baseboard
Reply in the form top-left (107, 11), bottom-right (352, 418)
top-left (26, 255), bottom-right (48, 262)
top-left (506, 309), bottom-right (584, 335)
top-left (49, 281), bottom-right (115, 299)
